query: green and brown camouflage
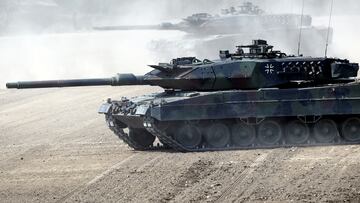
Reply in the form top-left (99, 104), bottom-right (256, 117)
top-left (6, 40), bottom-right (360, 152)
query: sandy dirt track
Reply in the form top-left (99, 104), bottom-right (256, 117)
top-left (1, 86), bottom-right (360, 203)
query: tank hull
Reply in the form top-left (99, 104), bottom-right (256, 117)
top-left (100, 82), bottom-right (360, 152)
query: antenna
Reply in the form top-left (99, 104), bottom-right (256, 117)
top-left (325, 0), bottom-right (334, 58)
top-left (297, 0), bottom-right (305, 56)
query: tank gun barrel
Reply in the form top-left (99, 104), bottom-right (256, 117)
top-left (93, 23), bottom-right (178, 31)
top-left (93, 25), bottom-right (161, 31)
top-left (6, 74), bottom-right (145, 89)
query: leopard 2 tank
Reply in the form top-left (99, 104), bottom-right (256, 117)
top-left (6, 40), bottom-right (360, 152)
top-left (93, 2), bottom-right (313, 35)
top-left (93, 1), bottom-right (331, 57)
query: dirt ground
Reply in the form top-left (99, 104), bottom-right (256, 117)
top-left (1, 86), bottom-right (360, 203)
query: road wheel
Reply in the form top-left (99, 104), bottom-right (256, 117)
top-left (205, 123), bottom-right (230, 148)
top-left (341, 117), bottom-right (360, 142)
top-left (231, 123), bottom-right (256, 147)
top-left (314, 119), bottom-right (338, 143)
top-left (285, 120), bottom-right (310, 144)
top-left (129, 128), bottom-right (156, 148)
top-left (258, 120), bottom-right (282, 145)
top-left (174, 124), bottom-right (202, 149)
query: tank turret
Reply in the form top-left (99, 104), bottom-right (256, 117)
top-left (221, 2), bottom-right (265, 15)
top-left (7, 40), bottom-right (359, 91)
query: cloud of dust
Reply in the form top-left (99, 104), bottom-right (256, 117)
top-left (0, 31), bottom-right (188, 88)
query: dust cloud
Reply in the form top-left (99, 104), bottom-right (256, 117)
top-left (0, 31), bottom-right (187, 87)
top-left (0, 0), bottom-right (359, 88)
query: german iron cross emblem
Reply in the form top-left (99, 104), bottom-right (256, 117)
top-left (265, 64), bottom-right (274, 74)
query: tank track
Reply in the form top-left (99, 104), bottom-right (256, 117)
top-left (105, 115), bottom-right (169, 151)
top-left (143, 116), bottom-right (360, 152)
top-left (104, 105), bottom-right (360, 152)
top-left (105, 114), bottom-right (151, 150)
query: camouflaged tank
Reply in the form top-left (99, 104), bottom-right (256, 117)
top-left (93, 2), bottom-right (331, 56)
top-left (6, 39), bottom-right (360, 152)
top-left (93, 2), bottom-right (314, 35)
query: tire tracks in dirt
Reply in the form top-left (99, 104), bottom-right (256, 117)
top-left (159, 158), bottom-right (216, 203)
top-left (214, 152), bottom-right (270, 203)
top-left (238, 150), bottom-right (301, 201)
top-left (0, 144), bottom-right (52, 170)
top-left (277, 146), bottom-right (360, 201)
top-left (317, 147), bottom-right (360, 200)
top-left (57, 152), bottom-right (164, 203)
top-left (214, 148), bottom-right (302, 202)
top-left (56, 153), bottom-right (138, 203)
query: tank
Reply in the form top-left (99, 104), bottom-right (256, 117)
top-left (93, 2), bottom-right (313, 35)
top-left (93, 2), bottom-right (331, 57)
top-left (6, 39), bottom-right (360, 152)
